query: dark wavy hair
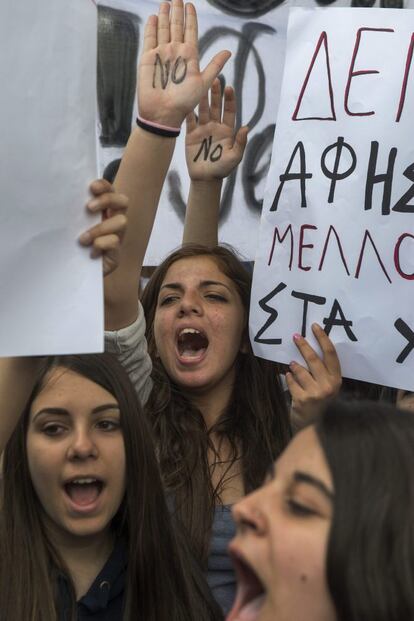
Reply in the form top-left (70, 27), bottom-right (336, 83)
top-left (0, 353), bottom-right (222, 621)
top-left (141, 244), bottom-right (291, 561)
top-left (315, 399), bottom-right (414, 621)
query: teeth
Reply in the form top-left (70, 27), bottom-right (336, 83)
top-left (70, 478), bottom-right (97, 485)
top-left (179, 328), bottom-right (201, 337)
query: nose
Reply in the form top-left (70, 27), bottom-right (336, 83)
top-left (232, 489), bottom-right (268, 536)
top-left (67, 427), bottom-right (98, 461)
top-left (177, 291), bottom-right (203, 317)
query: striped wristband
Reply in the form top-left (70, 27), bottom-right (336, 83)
top-left (136, 115), bottom-right (181, 138)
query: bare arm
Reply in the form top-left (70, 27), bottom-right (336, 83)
top-left (183, 80), bottom-right (248, 246)
top-left (104, 1), bottom-right (231, 330)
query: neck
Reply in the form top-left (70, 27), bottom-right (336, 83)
top-left (184, 377), bottom-right (234, 430)
top-left (45, 521), bottom-right (114, 600)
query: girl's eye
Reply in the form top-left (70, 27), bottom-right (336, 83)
top-left (206, 293), bottom-right (227, 302)
top-left (42, 424), bottom-right (66, 437)
top-left (287, 498), bottom-right (317, 517)
top-left (159, 295), bottom-right (179, 306)
top-left (97, 420), bottom-right (120, 432)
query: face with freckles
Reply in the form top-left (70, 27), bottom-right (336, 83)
top-left (153, 255), bottom-right (246, 399)
top-left (228, 427), bottom-right (336, 621)
top-left (26, 368), bottom-right (126, 547)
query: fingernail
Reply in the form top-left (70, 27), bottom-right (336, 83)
top-left (293, 333), bottom-right (301, 341)
top-left (79, 231), bottom-right (91, 245)
top-left (289, 361), bottom-right (297, 368)
top-left (88, 199), bottom-right (100, 211)
top-left (312, 323), bottom-right (321, 331)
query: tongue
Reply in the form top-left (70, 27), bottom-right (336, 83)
top-left (67, 483), bottom-right (100, 506)
top-left (181, 347), bottom-right (206, 358)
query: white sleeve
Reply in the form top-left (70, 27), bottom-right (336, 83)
top-left (104, 302), bottom-right (153, 405)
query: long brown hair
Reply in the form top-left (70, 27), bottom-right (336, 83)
top-left (141, 244), bottom-right (292, 562)
top-left (315, 400), bottom-right (414, 620)
top-left (0, 353), bottom-right (222, 621)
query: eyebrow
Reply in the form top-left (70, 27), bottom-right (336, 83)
top-left (293, 471), bottom-right (334, 502)
top-left (160, 280), bottom-right (233, 293)
top-left (32, 403), bottom-right (120, 423)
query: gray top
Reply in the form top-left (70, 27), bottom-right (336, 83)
top-left (208, 505), bottom-right (237, 615)
top-left (105, 311), bottom-right (237, 613)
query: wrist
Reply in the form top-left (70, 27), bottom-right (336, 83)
top-left (137, 105), bottom-right (185, 130)
top-left (190, 178), bottom-right (223, 190)
top-left (136, 116), bottom-right (181, 138)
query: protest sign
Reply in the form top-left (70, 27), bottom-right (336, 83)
top-left (97, 0), bottom-right (413, 264)
top-left (0, 0), bottom-right (101, 356)
top-left (250, 7), bottom-right (414, 391)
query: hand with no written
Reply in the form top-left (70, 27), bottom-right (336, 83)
top-left (185, 78), bottom-right (249, 181)
top-left (286, 323), bottom-right (342, 430)
top-left (79, 179), bottom-right (128, 277)
top-left (138, 0), bottom-right (231, 128)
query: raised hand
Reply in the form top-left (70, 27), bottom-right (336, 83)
top-left (185, 78), bottom-right (248, 181)
top-left (286, 323), bottom-right (342, 430)
top-left (79, 179), bottom-right (128, 276)
top-left (138, 0), bottom-right (231, 128)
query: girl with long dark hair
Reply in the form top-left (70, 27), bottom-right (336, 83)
top-left (229, 399), bottom-right (414, 621)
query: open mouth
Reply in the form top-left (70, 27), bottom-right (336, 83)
top-left (227, 550), bottom-right (266, 621)
top-left (176, 328), bottom-right (209, 360)
top-left (64, 477), bottom-right (104, 507)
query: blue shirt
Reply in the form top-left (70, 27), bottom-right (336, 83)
top-left (207, 505), bottom-right (236, 615)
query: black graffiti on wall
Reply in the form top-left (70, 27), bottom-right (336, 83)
top-left (98, 6), bottom-right (140, 147)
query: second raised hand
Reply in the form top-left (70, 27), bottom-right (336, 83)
top-left (138, 0), bottom-right (231, 129)
top-left (186, 78), bottom-right (249, 181)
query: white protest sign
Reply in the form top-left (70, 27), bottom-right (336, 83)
top-left (97, 0), bottom-right (414, 265)
top-left (0, 0), bottom-right (102, 356)
top-left (250, 7), bottom-right (414, 391)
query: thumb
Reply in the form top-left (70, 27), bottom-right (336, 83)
top-left (201, 50), bottom-right (231, 92)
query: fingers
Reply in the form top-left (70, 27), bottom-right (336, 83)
top-left (170, 0), bottom-right (184, 43)
top-left (312, 323), bottom-right (342, 377)
top-left (157, 2), bottom-right (171, 45)
top-left (222, 86), bottom-right (236, 128)
top-left (143, 14), bottom-right (158, 53)
top-left (184, 2), bottom-right (198, 45)
top-left (198, 91), bottom-right (210, 125)
top-left (201, 50), bottom-right (231, 92)
top-left (86, 188), bottom-right (129, 218)
top-left (89, 178), bottom-right (112, 197)
top-left (210, 79), bottom-right (223, 123)
top-left (290, 325), bottom-right (342, 395)
top-left (79, 213), bottom-right (127, 248)
top-left (91, 234), bottom-right (121, 257)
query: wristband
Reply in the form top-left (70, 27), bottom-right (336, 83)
top-left (136, 115), bottom-right (181, 138)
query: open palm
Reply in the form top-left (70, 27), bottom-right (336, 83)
top-left (186, 79), bottom-right (248, 181)
top-left (138, 1), bottom-right (231, 128)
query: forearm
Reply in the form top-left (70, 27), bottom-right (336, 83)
top-left (0, 357), bottom-right (41, 453)
top-left (104, 127), bottom-right (175, 330)
top-left (183, 179), bottom-right (222, 246)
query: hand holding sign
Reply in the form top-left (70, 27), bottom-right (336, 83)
top-left (79, 180), bottom-right (128, 277)
top-left (286, 323), bottom-right (342, 430)
top-left (138, 0), bottom-right (231, 128)
top-left (185, 79), bottom-right (249, 181)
